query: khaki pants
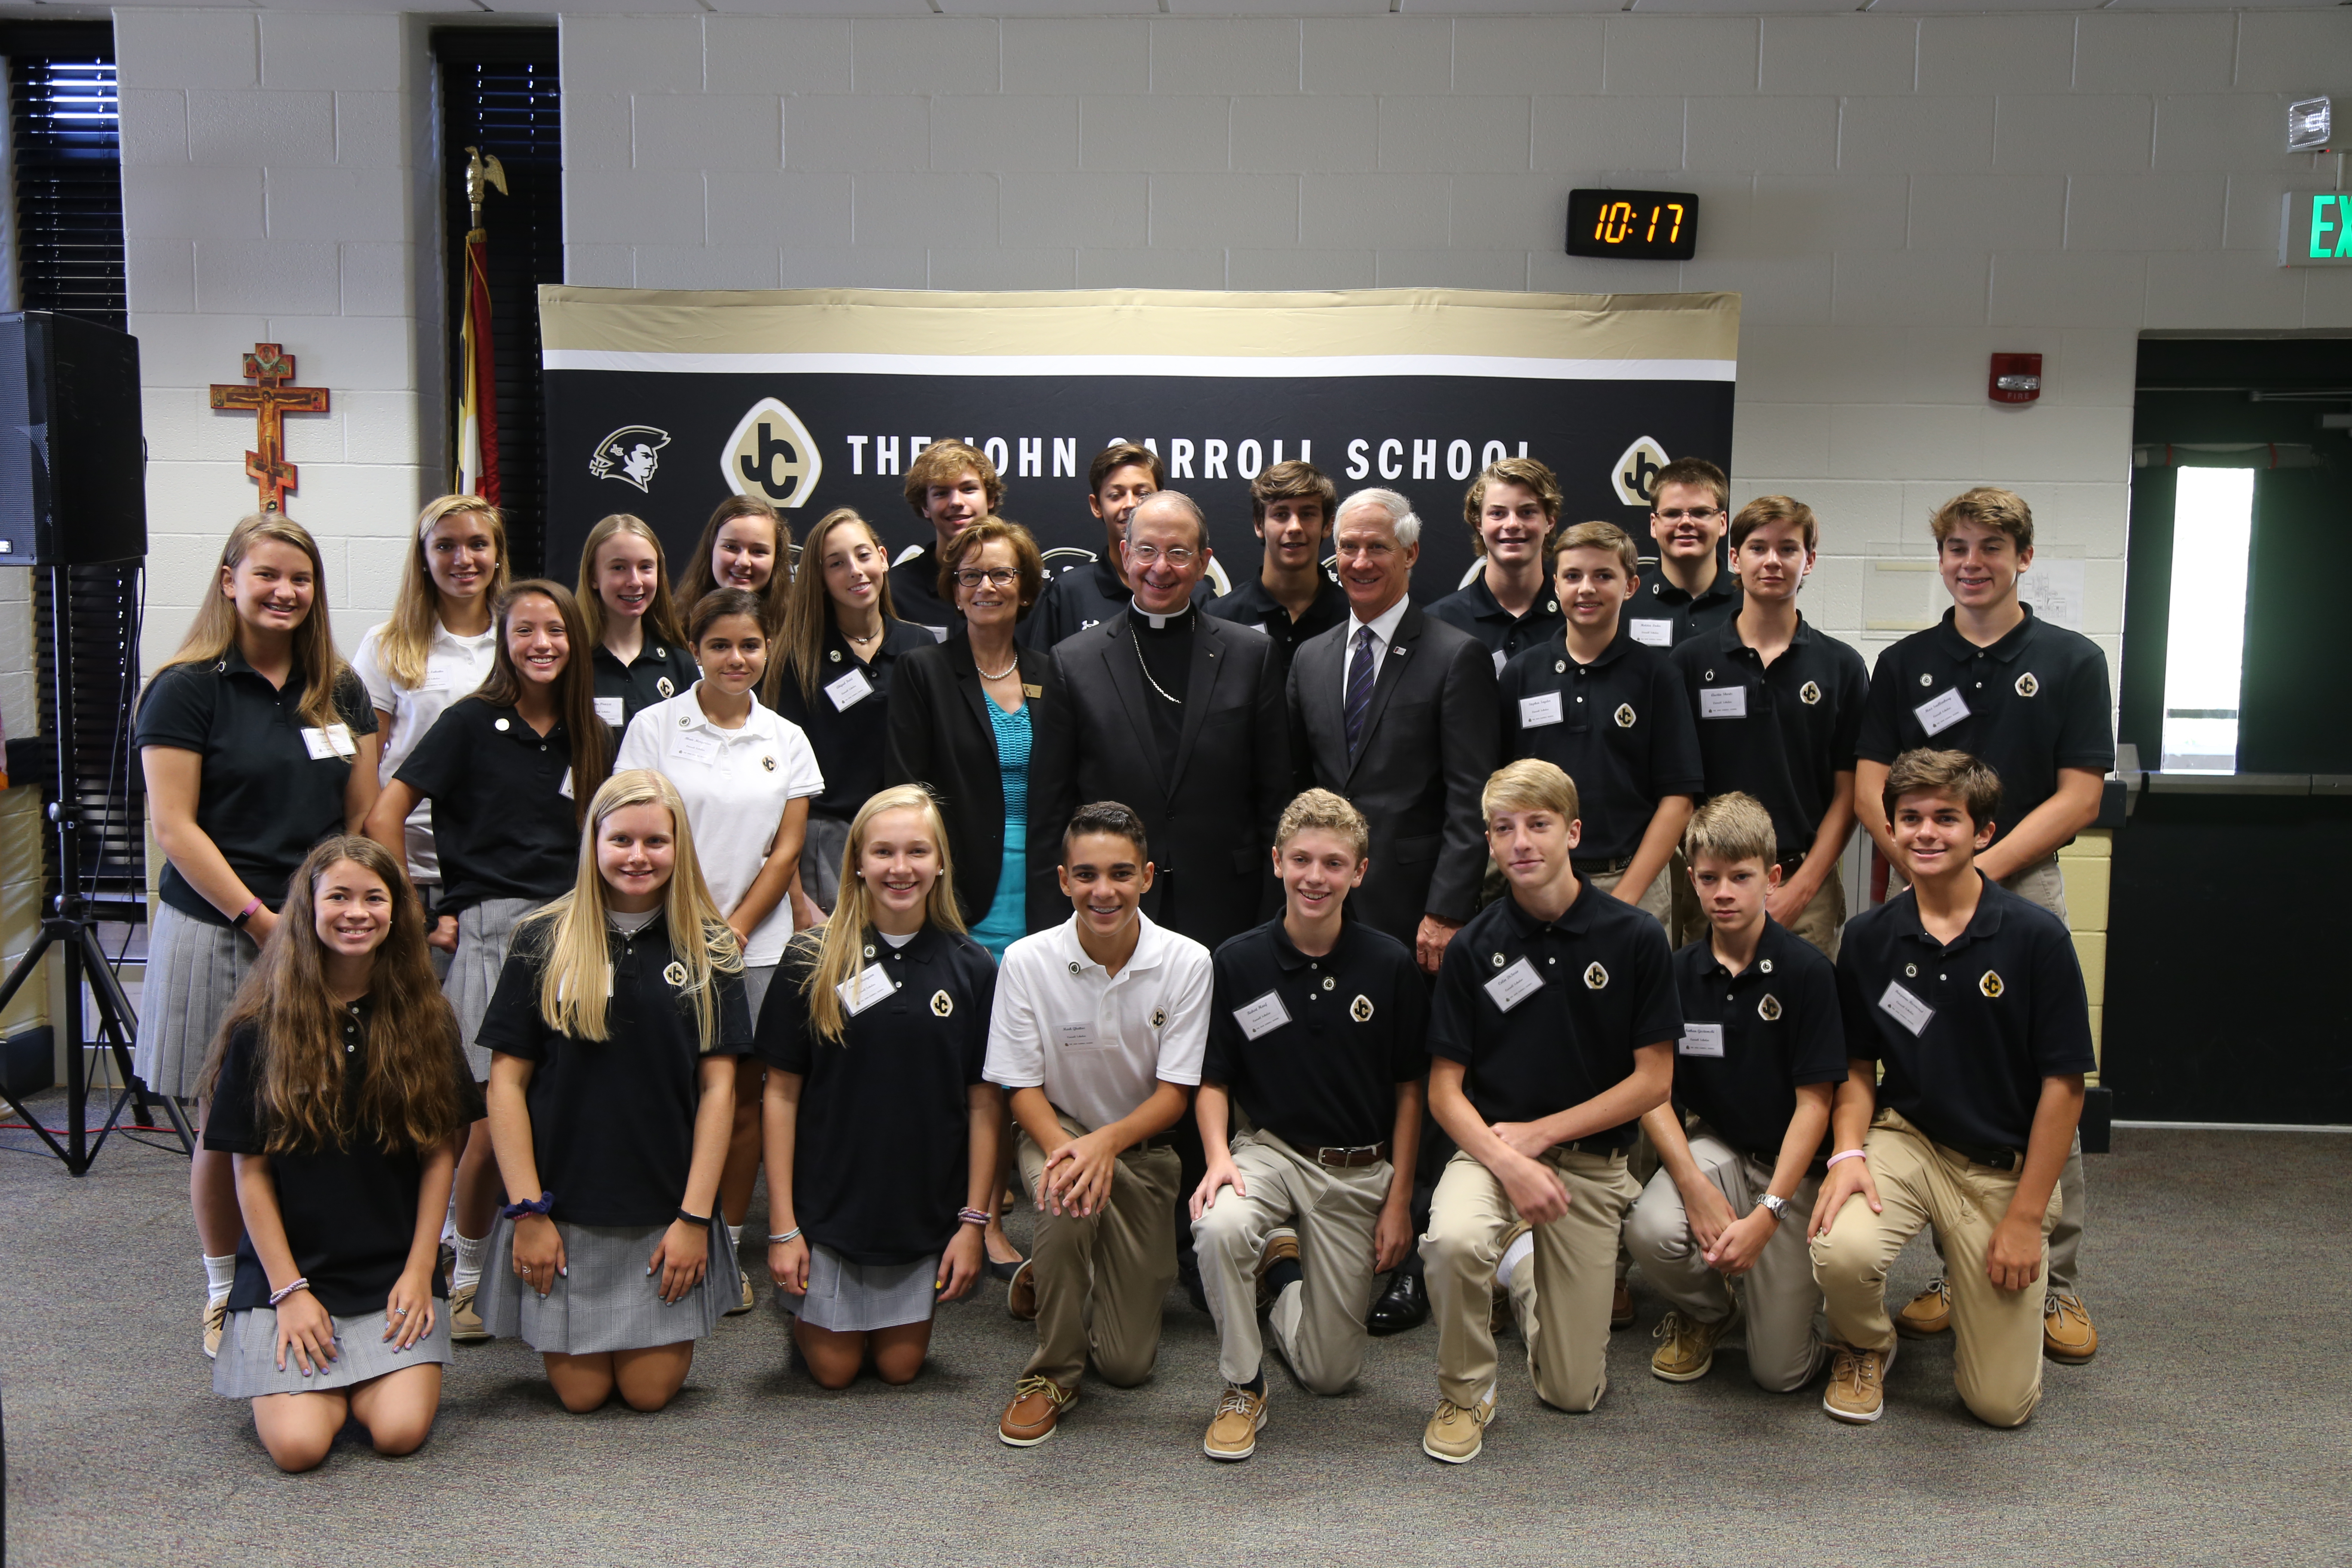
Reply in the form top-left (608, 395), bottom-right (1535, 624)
top-left (1584, 863), bottom-right (1670, 929)
top-left (1017, 1112), bottom-right (1182, 1390)
top-left (1887, 853), bottom-right (2085, 1295)
top-left (1624, 1126), bottom-right (1825, 1392)
top-left (1191, 1130), bottom-right (1388, 1393)
top-left (1423, 1145), bottom-right (1641, 1412)
top-left (1809, 1109), bottom-right (2061, 1428)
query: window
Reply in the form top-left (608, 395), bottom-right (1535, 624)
top-left (434, 29), bottom-right (562, 576)
top-left (2156, 466), bottom-right (2255, 775)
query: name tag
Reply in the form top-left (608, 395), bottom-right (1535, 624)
top-left (1700, 686), bottom-right (1746, 720)
top-left (669, 730), bottom-right (721, 766)
top-left (1517, 691), bottom-right (1565, 729)
top-left (420, 666), bottom-right (454, 692)
top-left (1492, 649), bottom-right (1508, 676)
top-left (1913, 686), bottom-right (1969, 738)
top-left (824, 668), bottom-right (874, 712)
top-left (923, 625), bottom-right (950, 643)
top-left (1232, 990), bottom-right (1291, 1041)
top-left (836, 964), bottom-right (897, 1016)
top-left (1055, 1019), bottom-right (1108, 1053)
top-left (559, 767), bottom-right (574, 800)
top-left (1678, 1022), bottom-right (1725, 1058)
top-left (1628, 618), bottom-right (1672, 648)
top-left (1484, 957), bottom-right (1544, 1013)
top-left (300, 723), bottom-right (355, 760)
top-left (1878, 982), bottom-right (1934, 1037)
top-left (593, 696), bottom-right (625, 727)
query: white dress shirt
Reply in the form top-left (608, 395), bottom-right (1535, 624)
top-left (1341, 593), bottom-right (1413, 705)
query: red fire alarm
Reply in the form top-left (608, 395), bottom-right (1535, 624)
top-left (1989, 353), bottom-right (2043, 404)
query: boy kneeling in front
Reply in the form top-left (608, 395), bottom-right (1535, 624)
top-left (986, 802), bottom-right (1211, 1447)
top-left (1626, 791), bottom-right (1845, 1392)
top-left (1191, 789), bottom-right (1426, 1461)
top-left (1808, 748), bottom-right (2091, 1427)
top-left (1419, 760), bottom-right (1677, 1464)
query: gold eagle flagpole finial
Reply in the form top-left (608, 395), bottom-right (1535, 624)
top-left (465, 146), bottom-right (508, 233)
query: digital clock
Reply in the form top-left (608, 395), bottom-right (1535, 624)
top-left (1565, 189), bottom-right (1699, 262)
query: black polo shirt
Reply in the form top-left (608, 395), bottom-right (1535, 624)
top-left (1207, 573), bottom-right (1350, 677)
top-left (1428, 886), bottom-right (1681, 1145)
top-left (204, 1006), bottom-right (484, 1316)
top-left (395, 699), bottom-right (598, 914)
top-left (1672, 618), bottom-right (1871, 864)
top-left (1498, 634), bottom-right (1703, 862)
top-left (1835, 878), bottom-right (2095, 1156)
top-left (888, 545), bottom-right (960, 642)
top-left (477, 912), bottom-right (751, 1228)
top-left (1671, 921), bottom-right (1845, 1161)
top-left (754, 924), bottom-right (995, 1266)
top-left (1856, 606), bottom-right (2114, 846)
top-left (770, 617), bottom-right (936, 821)
top-left (1023, 557), bottom-right (1215, 652)
top-left (1426, 575), bottom-right (1566, 674)
top-left (592, 638), bottom-right (700, 729)
top-left (1202, 918), bottom-right (1427, 1152)
top-left (135, 652), bottom-right (380, 924)
top-left (1630, 557), bottom-right (1742, 649)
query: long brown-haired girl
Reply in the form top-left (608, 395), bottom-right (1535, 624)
top-left (137, 513), bottom-right (383, 1358)
top-left (577, 513), bottom-right (698, 727)
top-left (199, 836), bottom-right (478, 1472)
top-left (676, 493), bottom-right (792, 637)
top-left (475, 770), bottom-right (750, 1414)
top-left (351, 496), bottom-right (510, 904)
top-left (363, 579), bottom-right (613, 1342)
top-left (757, 784), bottom-right (1000, 1388)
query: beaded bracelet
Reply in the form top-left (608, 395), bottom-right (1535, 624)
top-left (266, 1277), bottom-right (311, 1307)
top-left (767, 1227), bottom-right (802, 1245)
top-left (500, 1191), bottom-right (556, 1221)
top-left (956, 1207), bottom-right (991, 1227)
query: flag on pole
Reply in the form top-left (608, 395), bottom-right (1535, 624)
top-left (455, 227), bottom-right (499, 505)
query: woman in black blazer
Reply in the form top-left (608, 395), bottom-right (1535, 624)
top-left (885, 518), bottom-right (1069, 949)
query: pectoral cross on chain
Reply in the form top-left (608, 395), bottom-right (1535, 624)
top-left (209, 343), bottom-right (329, 512)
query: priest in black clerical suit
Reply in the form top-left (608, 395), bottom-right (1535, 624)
top-left (1030, 491), bottom-right (1290, 952)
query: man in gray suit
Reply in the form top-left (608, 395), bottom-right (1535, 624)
top-left (1032, 490), bottom-right (1290, 953)
top-left (1286, 487), bottom-right (1499, 974)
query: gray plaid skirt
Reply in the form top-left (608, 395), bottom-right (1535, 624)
top-left (135, 902), bottom-right (258, 1100)
top-left (476, 1215), bottom-right (740, 1355)
top-left (778, 1243), bottom-right (941, 1334)
top-left (441, 897), bottom-right (540, 1079)
top-left (802, 813), bottom-right (852, 912)
top-left (212, 1304), bottom-right (453, 1398)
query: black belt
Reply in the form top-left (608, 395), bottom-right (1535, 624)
top-left (1546, 1135), bottom-right (1630, 1159)
top-left (1939, 1136), bottom-right (2020, 1173)
top-left (1571, 855), bottom-right (1633, 878)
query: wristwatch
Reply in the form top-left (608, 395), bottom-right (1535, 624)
top-left (1755, 1192), bottom-right (1791, 1223)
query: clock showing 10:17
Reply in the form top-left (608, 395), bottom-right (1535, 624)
top-left (1565, 189), bottom-right (1700, 262)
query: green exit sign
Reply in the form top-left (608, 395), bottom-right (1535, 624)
top-left (2282, 192), bottom-right (2352, 266)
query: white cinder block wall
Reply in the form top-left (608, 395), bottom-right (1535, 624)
top-left (559, 6), bottom-right (2352, 689)
top-left (113, 7), bottom-right (445, 677)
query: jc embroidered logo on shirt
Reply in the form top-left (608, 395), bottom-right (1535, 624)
top-left (1583, 962), bottom-right (1609, 990)
top-left (930, 989), bottom-right (954, 1018)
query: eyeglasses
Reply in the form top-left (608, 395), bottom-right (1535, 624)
top-left (1654, 507), bottom-right (1721, 522)
top-left (953, 567), bottom-right (1020, 590)
top-left (1125, 544), bottom-right (1197, 568)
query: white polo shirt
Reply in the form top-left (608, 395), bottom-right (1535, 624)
top-left (615, 684), bottom-right (825, 968)
top-left (351, 618), bottom-right (498, 885)
top-left (985, 910), bottom-right (1210, 1135)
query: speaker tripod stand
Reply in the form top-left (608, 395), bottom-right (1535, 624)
top-left (0, 560), bottom-right (191, 1174)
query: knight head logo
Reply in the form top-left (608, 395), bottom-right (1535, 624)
top-left (590, 426), bottom-right (670, 493)
top-left (724, 397), bottom-right (824, 509)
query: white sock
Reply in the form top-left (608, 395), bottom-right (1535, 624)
top-left (452, 1232), bottom-right (487, 1292)
top-left (1494, 1231), bottom-right (1535, 1292)
top-left (727, 1223), bottom-right (744, 1252)
top-left (202, 1253), bottom-right (237, 1301)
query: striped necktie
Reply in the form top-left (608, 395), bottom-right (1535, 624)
top-left (1345, 624), bottom-right (1378, 756)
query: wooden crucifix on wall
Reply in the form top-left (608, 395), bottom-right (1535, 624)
top-left (210, 343), bottom-right (329, 512)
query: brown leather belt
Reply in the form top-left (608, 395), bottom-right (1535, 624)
top-left (1313, 1140), bottom-right (1391, 1169)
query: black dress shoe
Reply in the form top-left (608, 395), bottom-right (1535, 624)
top-left (1366, 1268), bottom-right (1430, 1336)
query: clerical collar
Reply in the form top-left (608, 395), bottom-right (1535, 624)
top-left (1140, 606), bottom-right (1193, 631)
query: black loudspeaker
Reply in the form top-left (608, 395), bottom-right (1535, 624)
top-left (0, 310), bottom-right (145, 567)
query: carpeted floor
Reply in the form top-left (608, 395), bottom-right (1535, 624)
top-left (2, 1105), bottom-right (2346, 1568)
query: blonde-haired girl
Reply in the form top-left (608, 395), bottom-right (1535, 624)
top-left (475, 770), bottom-right (750, 1413)
top-left (137, 512), bottom-right (382, 1356)
top-left (756, 784), bottom-right (1001, 1388)
top-left (577, 513), bottom-right (697, 727)
top-left (350, 496), bottom-right (509, 894)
